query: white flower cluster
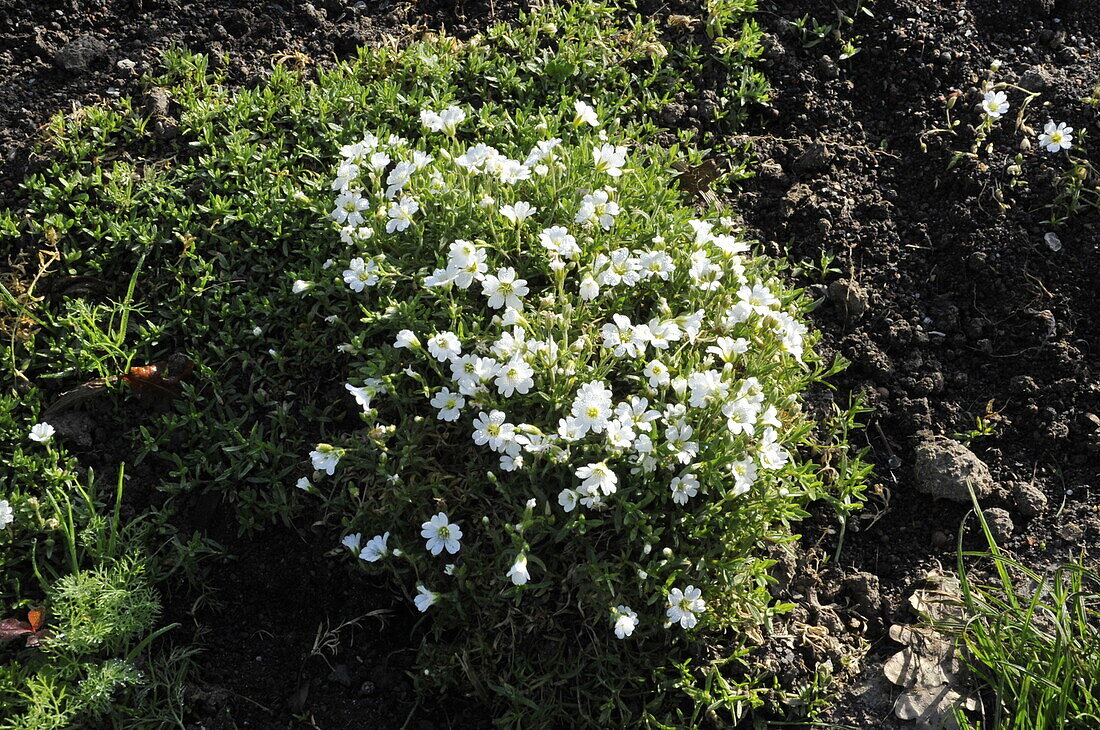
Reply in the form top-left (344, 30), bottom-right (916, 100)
top-left (305, 101), bottom-right (813, 638)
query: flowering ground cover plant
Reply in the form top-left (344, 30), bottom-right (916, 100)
top-left (295, 97), bottom-right (863, 724)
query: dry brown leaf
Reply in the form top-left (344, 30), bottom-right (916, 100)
top-left (884, 572), bottom-right (977, 730)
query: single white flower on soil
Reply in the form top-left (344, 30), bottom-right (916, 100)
top-left (981, 90), bottom-right (1009, 119)
top-left (1038, 120), bottom-right (1073, 152)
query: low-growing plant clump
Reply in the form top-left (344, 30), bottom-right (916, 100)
top-left (299, 98), bottom-right (862, 724)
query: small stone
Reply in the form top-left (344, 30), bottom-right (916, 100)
top-left (55, 34), bottom-right (109, 72)
top-left (828, 278), bottom-right (869, 321)
top-left (931, 530), bottom-right (950, 548)
top-left (1019, 65), bottom-right (1056, 94)
top-left (913, 436), bottom-right (995, 503)
top-left (117, 58), bottom-right (137, 74)
top-left (981, 508), bottom-right (1013, 544)
top-left (142, 87), bottom-right (171, 118)
top-left (1009, 375), bottom-right (1038, 395)
top-left (1057, 523), bottom-right (1083, 543)
top-left (1011, 481), bottom-right (1047, 517)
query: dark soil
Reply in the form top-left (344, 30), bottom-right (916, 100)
top-left (742, 0), bottom-right (1100, 725)
top-left (3, 0), bottom-right (1099, 728)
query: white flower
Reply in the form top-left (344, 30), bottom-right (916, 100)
top-left (342, 257), bottom-right (380, 292)
top-left (570, 380), bottom-right (614, 434)
top-left (604, 419), bottom-right (636, 449)
top-left (0, 499), bottom-right (13, 529)
top-left (723, 397), bottom-right (759, 436)
top-left (295, 477), bottom-right (311, 491)
top-left (687, 369), bottom-right (728, 408)
top-left (427, 331), bottom-right (462, 362)
top-left (758, 427), bottom-right (791, 470)
top-left (497, 160), bottom-right (531, 185)
top-left (367, 150), bottom-right (390, 172)
top-left (576, 461), bottom-right (618, 496)
top-left (707, 336), bottom-right (750, 362)
top-left (421, 105), bottom-right (466, 135)
top-left (507, 553), bottom-right (531, 585)
top-left (472, 410), bottom-right (516, 452)
top-left (573, 99), bottom-right (599, 127)
top-left (421, 512), bottom-right (463, 555)
top-left (594, 248), bottom-right (641, 287)
top-left (688, 250), bottom-right (724, 291)
top-left (558, 488), bottom-right (579, 512)
top-left (1038, 121), bottom-right (1074, 152)
top-left (592, 143), bottom-right (627, 177)
top-left (414, 585), bottom-right (438, 612)
top-left (665, 422), bottom-right (698, 464)
top-left (730, 457), bottom-right (758, 495)
top-left (447, 240), bottom-right (487, 288)
top-left (385, 160), bottom-right (416, 198)
top-left (615, 396), bottom-right (661, 432)
top-left (494, 357), bottom-right (535, 398)
top-left (601, 314), bottom-right (648, 358)
top-left (739, 282), bottom-right (778, 314)
top-left (579, 275), bottom-right (600, 300)
top-left (29, 422), bottom-right (55, 443)
top-left (310, 444), bottom-right (343, 476)
top-left (481, 267), bottom-right (529, 310)
top-left (390, 332), bottom-right (422, 354)
top-left (292, 280), bottom-right (312, 294)
top-left (666, 585), bottom-right (706, 629)
top-left (500, 201), bottom-right (537, 224)
top-left (575, 188), bottom-right (620, 230)
top-left (638, 251), bottom-right (675, 280)
top-left (345, 380), bottom-right (382, 412)
top-left (341, 533), bottom-right (362, 552)
top-left (386, 196), bottom-right (420, 233)
top-left (611, 605), bottom-right (638, 639)
top-left (687, 218), bottom-right (714, 245)
top-left (332, 161), bottom-right (360, 191)
top-left (452, 355), bottom-right (498, 395)
top-left (359, 532), bottom-right (391, 562)
top-left (981, 90), bottom-right (1009, 119)
top-left (430, 388), bottom-right (466, 422)
top-left (331, 190), bottom-right (370, 227)
top-left (539, 226), bottom-right (580, 260)
top-left (670, 473), bottom-right (700, 505)
top-left (644, 359), bottom-right (671, 388)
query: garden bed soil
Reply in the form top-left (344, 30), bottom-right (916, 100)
top-left (3, 0), bottom-right (1099, 727)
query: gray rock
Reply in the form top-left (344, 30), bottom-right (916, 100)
top-left (55, 34), bottom-right (109, 72)
top-left (1011, 481), bottom-right (1047, 517)
top-left (981, 507), bottom-right (1013, 544)
top-left (828, 278), bottom-right (869, 321)
top-left (913, 436), bottom-right (995, 502)
top-left (1019, 65), bottom-right (1057, 94)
